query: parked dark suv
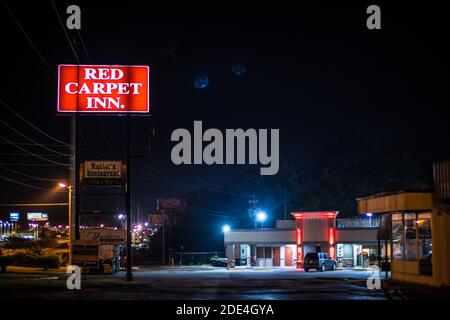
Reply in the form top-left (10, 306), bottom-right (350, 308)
top-left (303, 252), bottom-right (336, 272)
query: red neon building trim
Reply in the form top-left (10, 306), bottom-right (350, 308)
top-left (291, 211), bottom-right (338, 220)
top-left (328, 227), bottom-right (335, 245)
top-left (297, 246), bottom-right (303, 268)
top-left (296, 227), bottom-right (302, 245)
top-left (329, 246), bottom-right (335, 260)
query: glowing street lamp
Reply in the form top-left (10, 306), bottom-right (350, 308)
top-left (256, 210), bottom-right (267, 228)
top-left (222, 224), bottom-right (231, 233)
top-left (366, 213), bottom-right (373, 227)
top-left (58, 182), bottom-right (67, 188)
top-left (58, 182), bottom-right (73, 264)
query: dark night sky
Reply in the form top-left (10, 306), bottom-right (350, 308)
top-left (1, 2), bottom-right (449, 250)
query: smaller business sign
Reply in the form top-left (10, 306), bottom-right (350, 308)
top-left (9, 212), bottom-right (19, 222)
top-left (157, 198), bottom-right (186, 211)
top-left (27, 212), bottom-right (48, 221)
top-left (82, 160), bottom-right (124, 185)
top-left (80, 228), bottom-right (126, 245)
top-left (148, 214), bottom-right (166, 225)
top-left (72, 240), bottom-right (99, 267)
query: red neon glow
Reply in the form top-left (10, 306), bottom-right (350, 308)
top-left (297, 246), bottom-right (303, 268)
top-left (58, 64), bottom-right (149, 113)
top-left (291, 211), bottom-right (338, 220)
top-left (329, 246), bottom-right (335, 260)
top-left (296, 227), bottom-right (302, 245)
top-left (328, 227), bottom-right (335, 245)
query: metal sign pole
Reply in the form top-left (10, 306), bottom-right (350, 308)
top-left (126, 114), bottom-right (133, 281)
top-left (74, 114), bottom-right (80, 240)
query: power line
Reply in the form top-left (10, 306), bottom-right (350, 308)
top-left (0, 142), bottom-right (67, 148)
top-left (134, 162), bottom-right (239, 196)
top-left (64, 0), bottom-right (91, 62)
top-left (0, 153), bottom-right (67, 157)
top-left (51, 0), bottom-right (80, 63)
top-left (134, 192), bottom-right (238, 219)
top-left (0, 135), bottom-right (69, 166)
top-left (51, 1), bottom-right (115, 171)
top-left (1, 0), bottom-right (56, 77)
top-left (0, 174), bottom-right (52, 191)
top-left (0, 163), bottom-right (63, 167)
top-left (0, 99), bottom-right (69, 146)
top-left (0, 165), bottom-right (63, 182)
top-left (0, 119), bottom-right (69, 156)
top-left (134, 173), bottom-right (237, 196)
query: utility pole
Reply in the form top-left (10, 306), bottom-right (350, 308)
top-left (126, 114), bottom-right (133, 281)
top-left (69, 114), bottom-right (76, 265)
top-left (74, 114), bottom-right (80, 240)
top-left (162, 213), bottom-right (165, 265)
top-left (249, 195), bottom-right (258, 229)
top-left (68, 185), bottom-right (73, 265)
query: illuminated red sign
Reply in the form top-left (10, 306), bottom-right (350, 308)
top-left (57, 64), bottom-right (149, 113)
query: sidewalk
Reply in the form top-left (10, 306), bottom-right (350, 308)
top-left (384, 279), bottom-right (450, 299)
top-left (3, 266), bottom-right (66, 274)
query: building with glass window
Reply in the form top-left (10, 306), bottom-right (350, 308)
top-left (357, 190), bottom-right (449, 285)
top-left (356, 160), bottom-right (450, 286)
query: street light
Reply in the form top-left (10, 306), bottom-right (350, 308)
top-left (58, 182), bottom-right (73, 265)
top-left (58, 182), bottom-right (67, 188)
top-left (366, 213), bottom-right (373, 227)
top-left (256, 210), bottom-right (267, 228)
top-left (222, 225), bottom-right (231, 266)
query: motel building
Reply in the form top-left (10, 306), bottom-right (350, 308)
top-left (224, 211), bottom-right (383, 269)
top-left (225, 160), bottom-right (450, 288)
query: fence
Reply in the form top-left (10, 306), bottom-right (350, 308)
top-left (169, 251), bottom-right (224, 266)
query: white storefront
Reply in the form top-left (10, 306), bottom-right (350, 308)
top-left (224, 212), bottom-right (379, 269)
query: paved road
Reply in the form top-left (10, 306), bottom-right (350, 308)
top-left (0, 266), bottom-right (391, 300)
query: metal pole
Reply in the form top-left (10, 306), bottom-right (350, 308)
top-left (126, 115), bottom-right (133, 281)
top-left (68, 185), bottom-right (73, 265)
top-left (69, 115), bottom-right (76, 266)
top-left (74, 114), bottom-right (80, 240)
top-left (162, 214), bottom-right (165, 265)
top-left (385, 238), bottom-right (389, 279)
top-left (377, 239), bottom-right (381, 270)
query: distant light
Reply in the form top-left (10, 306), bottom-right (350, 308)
top-left (58, 182), bottom-right (67, 188)
top-left (100, 224), bottom-right (104, 228)
top-left (256, 211), bottom-right (267, 222)
top-left (231, 63), bottom-right (246, 76)
top-left (366, 213), bottom-right (373, 217)
top-left (222, 225), bottom-right (231, 233)
top-left (144, 222), bottom-right (149, 227)
top-left (118, 214), bottom-right (124, 220)
top-left (194, 76), bottom-right (209, 89)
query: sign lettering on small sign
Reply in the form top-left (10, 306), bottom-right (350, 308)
top-left (27, 212), bottom-right (48, 221)
top-left (82, 160), bottom-right (123, 185)
top-left (9, 212), bottom-right (19, 222)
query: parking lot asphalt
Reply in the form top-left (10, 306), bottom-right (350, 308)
top-left (0, 265), bottom-right (398, 300)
